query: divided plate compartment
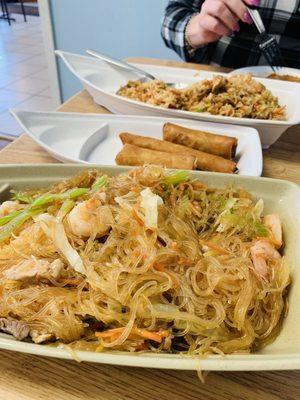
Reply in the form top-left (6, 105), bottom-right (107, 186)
top-left (55, 51), bottom-right (300, 148)
top-left (0, 164), bottom-right (299, 371)
top-left (78, 123), bottom-right (109, 161)
top-left (11, 110), bottom-right (263, 176)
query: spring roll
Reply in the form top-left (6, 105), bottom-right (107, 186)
top-left (119, 132), bottom-right (236, 173)
top-left (116, 144), bottom-right (196, 170)
top-left (163, 122), bottom-right (237, 159)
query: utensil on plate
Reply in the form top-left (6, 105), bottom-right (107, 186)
top-left (86, 49), bottom-right (188, 89)
top-left (247, 7), bottom-right (284, 72)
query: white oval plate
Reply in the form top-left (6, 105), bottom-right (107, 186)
top-left (11, 110), bottom-right (263, 176)
top-left (230, 66), bottom-right (300, 81)
top-left (55, 51), bottom-right (300, 149)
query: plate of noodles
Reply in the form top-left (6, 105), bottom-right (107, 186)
top-left (230, 66), bottom-right (300, 83)
top-left (56, 51), bottom-right (300, 148)
top-left (0, 164), bottom-right (299, 371)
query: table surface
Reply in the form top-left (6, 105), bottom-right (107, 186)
top-left (0, 58), bottom-right (299, 400)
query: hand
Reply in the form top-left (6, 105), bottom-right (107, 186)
top-left (186, 0), bottom-right (259, 48)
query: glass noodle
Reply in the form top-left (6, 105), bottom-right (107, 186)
top-left (0, 167), bottom-right (290, 355)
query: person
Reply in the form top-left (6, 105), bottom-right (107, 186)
top-left (161, 0), bottom-right (300, 68)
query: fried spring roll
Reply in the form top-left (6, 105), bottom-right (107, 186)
top-left (119, 133), bottom-right (236, 173)
top-left (115, 144), bottom-right (196, 170)
top-left (163, 122), bottom-right (237, 159)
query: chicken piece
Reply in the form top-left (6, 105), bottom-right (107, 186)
top-left (250, 240), bottom-right (281, 280)
top-left (264, 214), bottom-right (282, 248)
top-left (67, 198), bottom-right (114, 238)
top-left (3, 258), bottom-right (64, 282)
top-left (0, 200), bottom-right (23, 217)
top-left (30, 330), bottom-right (55, 344)
top-left (0, 318), bottom-right (29, 340)
top-left (211, 76), bottom-right (226, 92)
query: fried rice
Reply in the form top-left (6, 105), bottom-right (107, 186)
top-left (117, 74), bottom-right (286, 120)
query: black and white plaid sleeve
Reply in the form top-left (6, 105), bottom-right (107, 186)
top-left (161, 0), bottom-right (205, 61)
top-left (161, 0), bottom-right (300, 68)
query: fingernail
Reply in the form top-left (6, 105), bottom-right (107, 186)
top-left (251, 0), bottom-right (260, 5)
top-left (243, 11), bottom-right (253, 24)
top-left (234, 23), bottom-right (240, 32)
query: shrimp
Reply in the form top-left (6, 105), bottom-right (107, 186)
top-left (264, 214), bottom-right (282, 248)
top-left (250, 240), bottom-right (280, 280)
top-left (67, 197), bottom-right (114, 238)
top-left (0, 201), bottom-right (23, 217)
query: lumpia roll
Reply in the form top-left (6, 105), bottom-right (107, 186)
top-left (119, 133), bottom-right (237, 173)
top-left (163, 122), bottom-right (237, 159)
top-left (116, 144), bottom-right (196, 170)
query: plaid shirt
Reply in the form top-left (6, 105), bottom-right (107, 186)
top-left (161, 0), bottom-right (300, 68)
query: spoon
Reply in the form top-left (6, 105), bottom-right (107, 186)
top-left (86, 49), bottom-right (188, 89)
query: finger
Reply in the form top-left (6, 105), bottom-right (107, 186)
top-left (222, 0), bottom-right (256, 24)
top-left (244, 0), bottom-right (260, 5)
top-left (200, 14), bottom-right (232, 36)
top-left (203, 0), bottom-right (238, 30)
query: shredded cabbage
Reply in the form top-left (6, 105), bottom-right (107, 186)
top-left (140, 188), bottom-right (163, 229)
top-left (36, 213), bottom-right (86, 275)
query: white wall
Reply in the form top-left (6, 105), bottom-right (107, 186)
top-left (47, 0), bottom-right (179, 102)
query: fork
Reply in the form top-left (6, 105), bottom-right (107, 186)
top-left (86, 49), bottom-right (188, 89)
top-left (247, 7), bottom-right (284, 72)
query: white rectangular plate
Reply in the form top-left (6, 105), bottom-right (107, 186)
top-left (55, 51), bottom-right (300, 148)
top-left (11, 110), bottom-right (263, 177)
top-left (0, 164), bottom-right (299, 371)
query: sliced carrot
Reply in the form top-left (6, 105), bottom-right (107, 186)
top-left (95, 327), bottom-right (125, 339)
top-left (178, 257), bottom-right (194, 266)
top-left (131, 186), bottom-right (141, 193)
top-left (58, 277), bottom-right (86, 287)
top-left (131, 208), bottom-right (144, 226)
top-left (170, 242), bottom-right (178, 250)
top-left (156, 330), bottom-right (170, 338)
top-left (95, 327), bottom-right (170, 344)
top-left (130, 228), bottom-right (139, 236)
top-left (132, 249), bottom-right (141, 257)
top-left (132, 327), bottom-right (163, 343)
top-left (199, 239), bottom-right (230, 255)
top-left (131, 250), bottom-right (147, 263)
top-left (153, 263), bottom-right (165, 272)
